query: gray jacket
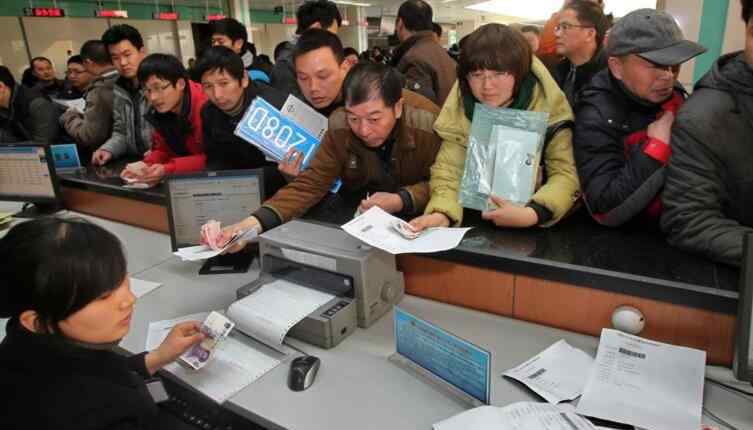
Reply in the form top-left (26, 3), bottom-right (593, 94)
top-left (61, 68), bottom-right (119, 148)
top-left (99, 77), bottom-right (152, 159)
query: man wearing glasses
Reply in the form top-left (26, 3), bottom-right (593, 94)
top-left (551, 0), bottom-right (608, 107)
top-left (573, 9), bottom-right (705, 228)
top-left (60, 56), bottom-right (92, 100)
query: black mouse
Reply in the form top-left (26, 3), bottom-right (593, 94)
top-left (288, 355), bottom-right (320, 392)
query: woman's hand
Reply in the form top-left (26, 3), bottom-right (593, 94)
top-left (409, 212), bottom-right (451, 232)
top-left (145, 321), bottom-right (204, 374)
top-left (481, 195), bottom-right (539, 228)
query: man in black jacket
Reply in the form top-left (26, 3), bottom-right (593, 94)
top-left (551, 0), bottom-right (608, 107)
top-left (573, 9), bottom-right (705, 227)
top-left (209, 18), bottom-right (271, 84)
top-left (0, 66), bottom-right (58, 145)
top-left (197, 47), bottom-right (289, 195)
top-left (662, 1), bottom-right (753, 267)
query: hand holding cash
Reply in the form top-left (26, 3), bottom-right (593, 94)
top-left (179, 312), bottom-right (235, 370)
top-left (392, 219), bottom-right (421, 240)
top-left (200, 219), bottom-right (259, 254)
top-left (145, 320), bottom-right (205, 374)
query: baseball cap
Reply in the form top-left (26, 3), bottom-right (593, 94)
top-left (607, 8), bottom-right (706, 66)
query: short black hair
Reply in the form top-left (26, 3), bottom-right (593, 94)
top-left (563, 0), bottom-right (608, 49)
top-left (343, 62), bottom-right (403, 108)
top-left (432, 23), bottom-right (443, 38)
top-left (274, 41), bottom-right (294, 62)
top-left (210, 18), bottom-right (248, 43)
top-left (195, 46), bottom-right (245, 82)
top-left (0, 66), bottom-right (16, 89)
top-left (743, 0), bottom-right (752, 23)
top-left (102, 24), bottom-right (144, 50)
top-left (67, 55), bottom-right (84, 66)
top-left (0, 217), bottom-right (127, 333)
top-left (520, 25), bottom-right (541, 36)
top-left (30, 57), bottom-right (52, 69)
top-left (343, 47), bottom-right (359, 58)
top-left (397, 0), bottom-right (433, 33)
top-left (293, 28), bottom-right (344, 64)
top-left (80, 40), bottom-right (111, 65)
top-left (137, 53), bottom-right (187, 86)
top-left (296, 0), bottom-right (342, 34)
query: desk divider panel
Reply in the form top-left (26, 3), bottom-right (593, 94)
top-left (62, 188), bottom-right (170, 234)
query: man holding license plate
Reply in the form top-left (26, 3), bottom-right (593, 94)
top-left (201, 63), bottom-right (443, 252)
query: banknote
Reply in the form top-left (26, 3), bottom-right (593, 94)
top-left (179, 311), bottom-right (235, 370)
top-left (392, 219), bottom-right (421, 240)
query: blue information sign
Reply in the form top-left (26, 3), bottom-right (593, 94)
top-left (50, 144), bottom-right (81, 169)
top-left (394, 307), bottom-right (491, 404)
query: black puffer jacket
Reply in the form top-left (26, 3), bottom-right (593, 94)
top-left (0, 84), bottom-right (58, 145)
top-left (573, 69), bottom-right (683, 227)
top-left (661, 52), bottom-right (753, 267)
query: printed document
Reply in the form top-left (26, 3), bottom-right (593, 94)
top-left (433, 402), bottom-right (596, 430)
top-left (576, 329), bottom-right (705, 430)
top-left (146, 312), bottom-right (280, 403)
top-left (503, 340), bottom-right (594, 404)
top-left (342, 207), bottom-right (472, 254)
top-left (174, 228), bottom-right (258, 261)
top-left (280, 94), bottom-right (328, 140)
top-left (227, 279), bottom-right (335, 352)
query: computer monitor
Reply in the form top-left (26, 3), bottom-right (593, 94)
top-left (0, 143), bottom-right (61, 218)
top-left (166, 169), bottom-right (265, 274)
top-left (734, 233), bottom-right (753, 383)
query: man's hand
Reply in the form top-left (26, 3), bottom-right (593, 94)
top-left (481, 195), bottom-right (539, 228)
top-left (647, 111), bottom-right (675, 144)
top-left (200, 217), bottom-right (261, 254)
top-left (359, 192), bottom-right (404, 214)
top-left (92, 149), bottom-right (113, 166)
top-left (145, 321), bottom-right (204, 375)
top-left (409, 212), bottom-right (451, 232)
top-left (278, 148), bottom-right (304, 180)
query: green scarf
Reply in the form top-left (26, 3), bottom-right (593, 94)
top-left (463, 73), bottom-right (537, 121)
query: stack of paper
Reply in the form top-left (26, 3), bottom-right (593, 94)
top-left (341, 207), bottom-right (472, 254)
top-left (433, 402), bottom-right (597, 430)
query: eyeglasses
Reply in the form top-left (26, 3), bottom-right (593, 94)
top-left (554, 22), bottom-right (594, 32)
top-left (467, 71), bottom-right (511, 85)
top-left (144, 82), bottom-right (173, 96)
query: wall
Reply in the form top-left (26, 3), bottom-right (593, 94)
top-left (723, 0), bottom-right (747, 54)
top-left (663, 0), bottom-right (704, 89)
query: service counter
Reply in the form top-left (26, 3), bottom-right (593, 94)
top-left (58, 167), bottom-right (740, 365)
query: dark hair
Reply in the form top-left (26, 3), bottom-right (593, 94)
top-left (397, 0), bottom-right (433, 33)
top-left (257, 54), bottom-right (272, 65)
top-left (102, 24), bottom-right (144, 50)
top-left (520, 25), bottom-right (541, 36)
top-left (0, 217), bottom-right (127, 332)
top-left (343, 62), bottom-right (403, 108)
top-left (210, 18), bottom-right (248, 44)
top-left (137, 53), bottom-right (187, 86)
top-left (80, 40), bottom-right (111, 65)
top-left (30, 57), bottom-right (52, 70)
top-left (293, 28), bottom-right (344, 64)
top-left (274, 41), bottom-right (294, 62)
top-left (432, 23), bottom-right (443, 38)
top-left (0, 66), bottom-right (16, 89)
top-left (458, 23), bottom-right (532, 100)
top-left (195, 46), bottom-right (245, 82)
top-left (343, 47), bottom-right (359, 58)
top-left (562, 0), bottom-right (608, 49)
top-left (296, 0), bottom-right (342, 34)
top-left (743, 0), bottom-right (752, 23)
top-left (67, 55), bottom-right (84, 66)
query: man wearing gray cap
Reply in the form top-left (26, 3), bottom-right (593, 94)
top-left (662, 0), bottom-right (753, 267)
top-left (573, 8), bottom-right (705, 227)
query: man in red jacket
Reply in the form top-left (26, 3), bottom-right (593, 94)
top-left (121, 54), bottom-right (208, 186)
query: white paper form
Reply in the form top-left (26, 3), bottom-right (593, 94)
top-left (173, 228), bottom-right (258, 261)
top-left (341, 207), bottom-right (472, 254)
top-left (503, 340), bottom-right (594, 404)
top-left (576, 329), bottom-right (706, 430)
top-left (227, 279), bottom-right (335, 352)
top-left (280, 94), bottom-right (328, 140)
top-left (53, 98), bottom-right (86, 113)
top-left (433, 402), bottom-right (597, 430)
top-left (129, 277), bottom-right (162, 299)
top-left (145, 312), bottom-right (281, 403)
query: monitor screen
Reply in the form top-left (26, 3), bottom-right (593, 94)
top-left (166, 170), bottom-right (264, 251)
top-left (0, 144), bottom-right (58, 203)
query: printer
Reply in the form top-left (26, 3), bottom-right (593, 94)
top-left (236, 219), bottom-right (405, 348)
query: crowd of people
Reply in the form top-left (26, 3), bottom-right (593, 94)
top-left (0, 0), bottom-right (751, 270)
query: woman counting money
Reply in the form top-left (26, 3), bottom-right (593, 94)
top-left (0, 217), bottom-right (204, 429)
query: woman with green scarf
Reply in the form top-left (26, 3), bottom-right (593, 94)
top-left (410, 23), bottom-right (580, 230)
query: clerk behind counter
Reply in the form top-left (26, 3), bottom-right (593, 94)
top-left (201, 62), bottom-right (443, 251)
top-left (0, 217), bottom-right (205, 430)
